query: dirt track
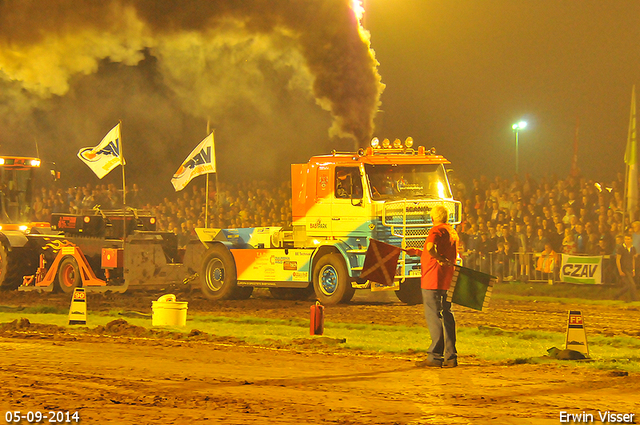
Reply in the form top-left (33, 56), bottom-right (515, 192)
top-left (1, 289), bottom-right (639, 424)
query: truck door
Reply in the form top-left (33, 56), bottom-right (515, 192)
top-left (302, 163), bottom-right (332, 237)
top-left (331, 166), bottom-right (369, 237)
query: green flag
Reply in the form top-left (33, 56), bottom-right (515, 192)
top-left (447, 266), bottom-right (496, 311)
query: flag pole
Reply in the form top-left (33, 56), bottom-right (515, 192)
top-left (624, 163), bottom-right (629, 230)
top-left (120, 119), bottom-right (126, 207)
top-left (206, 120), bottom-right (210, 229)
top-left (118, 120), bottom-right (127, 244)
top-left (625, 87), bottom-right (632, 229)
top-left (214, 129), bottom-right (219, 227)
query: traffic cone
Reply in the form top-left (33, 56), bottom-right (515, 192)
top-left (565, 310), bottom-right (589, 357)
top-left (68, 288), bottom-right (87, 325)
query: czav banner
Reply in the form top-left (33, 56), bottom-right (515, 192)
top-left (560, 255), bottom-right (602, 284)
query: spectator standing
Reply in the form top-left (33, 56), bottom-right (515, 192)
top-left (514, 222), bottom-right (528, 278)
top-left (615, 234), bottom-right (639, 301)
top-left (585, 233), bottom-right (600, 255)
top-left (598, 223), bottom-right (615, 254)
top-left (477, 232), bottom-right (492, 273)
top-left (532, 228), bottom-right (548, 253)
top-left (493, 241), bottom-right (508, 283)
top-left (536, 242), bottom-right (556, 281)
top-left (550, 222), bottom-right (565, 252)
top-left (562, 228), bottom-right (577, 254)
top-left (631, 221), bottom-right (640, 253)
top-left (574, 222), bottom-right (587, 254)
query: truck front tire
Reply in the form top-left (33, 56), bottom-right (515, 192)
top-left (200, 246), bottom-right (241, 301)
top-left (313, 253), bottom-right (355, 305)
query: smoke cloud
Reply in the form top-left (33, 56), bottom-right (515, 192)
top-left (0, 0), bottom-right (384, 197)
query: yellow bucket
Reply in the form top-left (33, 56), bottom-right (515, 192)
top-left (152, 294), bottom-right (188, 326)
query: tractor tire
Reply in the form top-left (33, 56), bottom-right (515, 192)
top-left (312, 253), bottom-right (354, 305)
top-left (0, 244), bottom-right (13, 289)
top-left (0, 244), bottom-right (9, 290)
top-left (56, 256), bottom-right (81, 294)
top-left (269, 286), bottom-right (314, 301)
top-left (395, 278), bottom-right (423, 305)
top-left (0, 244), bottom-right (32, 291)
top-left (200, 245), bottom-right (239, 301)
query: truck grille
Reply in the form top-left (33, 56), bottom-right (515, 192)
top-left (380, 199), bottom-right (461, 249)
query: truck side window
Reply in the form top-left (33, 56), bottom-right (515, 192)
top-left (335, 167), bottom-right (362, 199)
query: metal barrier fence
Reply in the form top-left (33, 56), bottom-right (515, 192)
top-left (461, 251), bottom-right (619, 285)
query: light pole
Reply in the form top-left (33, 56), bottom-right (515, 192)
top-left (512, 121), bottom-right (527, 175)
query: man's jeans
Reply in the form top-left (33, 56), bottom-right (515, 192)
top-left (421, 288), bottom-right (457, 362)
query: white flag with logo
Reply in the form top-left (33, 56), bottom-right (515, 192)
top-left (77, 123), bottom-right (124, 179)
top-left (171, 132), bottom-right (216, 191)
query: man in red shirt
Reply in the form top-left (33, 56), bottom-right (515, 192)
top-left (407, 205), bottom-right (459, 367)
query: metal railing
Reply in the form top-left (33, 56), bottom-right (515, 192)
top-left (461, 251), bottom-right (620, 285)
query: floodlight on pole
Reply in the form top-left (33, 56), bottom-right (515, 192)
top-left (512, 121), bottom-right (527, 175)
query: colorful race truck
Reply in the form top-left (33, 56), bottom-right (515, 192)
top-left (196, 138), bottom-right (462, 305)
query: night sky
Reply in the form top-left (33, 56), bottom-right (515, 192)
top-left (368, 0), bottom-right (640, 183)
top-left (1, 0), bottom-right (639, 198)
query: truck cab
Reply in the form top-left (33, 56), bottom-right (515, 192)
top-left (291, 139), bottom-right (461, 294)
top-left (0, 156), bottom-right (41, 228)
top-left (0, 156), bottom-right (48, 290)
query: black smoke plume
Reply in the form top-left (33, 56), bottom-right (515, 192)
top-left (0, 0), bottom-right (384, 197)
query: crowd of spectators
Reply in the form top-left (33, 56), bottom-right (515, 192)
top-left (30, 171), bottom-right (636, 285)
top-left (449, 172), bottom-right (633, 284)
top-left (30, 179), bottom-right (292, 247)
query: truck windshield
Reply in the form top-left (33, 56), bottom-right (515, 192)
top-left (0, 168), bottom-right (34, 223)
top-left (365, 163), bottom-right (453, 200)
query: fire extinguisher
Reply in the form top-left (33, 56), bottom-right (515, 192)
top-left (310, 301), bottom-right (324, 335)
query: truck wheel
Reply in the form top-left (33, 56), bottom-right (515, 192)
top-left (395, 278), bottom-right (423, 305)
top-left (200, 246), bottom-right (238, 301)
top-left (0, 245), bottom-right (33, 291)
top-left (269, 286), bottom-right (313, 301)
top-left (0, 244), bottom-right (10, 290)
top-left (313, 253), bottom-right (354, 305)
top-left (56, 256), bottom-right (81, 294)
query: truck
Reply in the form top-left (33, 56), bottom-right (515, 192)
top-left (196, 137), bottom-right (462, 305)
top-left (0, 154), bottom-right (203, 294)
top-left (0, 155), bottom-right (51, 290)
top-left (16, 207), bottom-right (205, 294)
